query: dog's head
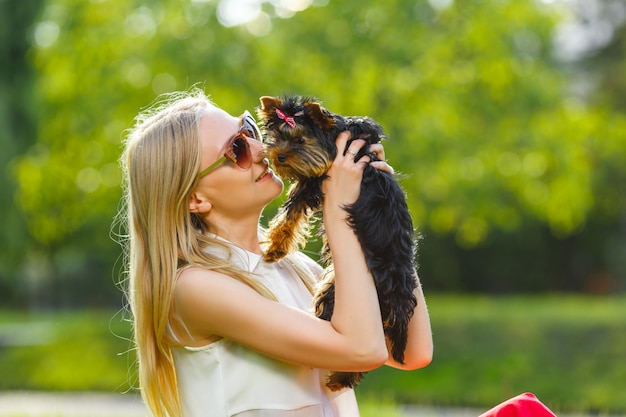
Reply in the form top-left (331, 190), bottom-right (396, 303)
top-left (257, 95), bottom-right (342, 180)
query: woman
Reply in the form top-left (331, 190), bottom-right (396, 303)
top-left (119, 88), bottom-right (433, 417)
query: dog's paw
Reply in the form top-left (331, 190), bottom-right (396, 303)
top-left (325, 371), bottom-right (365, 391)
top-left (263, 247), bottom-right (287, 263)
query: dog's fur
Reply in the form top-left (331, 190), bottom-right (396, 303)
top-left (257, 95), bottom-right (418, 391)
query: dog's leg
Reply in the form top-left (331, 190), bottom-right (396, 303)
top-left (264, 204), bottom-right (311, 263)
top-left (264, 179), bottom-right (325, 263)
top-left (326, 371), bottom-right (365, 392)
top-left (264, 185), bottom-right (318, 263)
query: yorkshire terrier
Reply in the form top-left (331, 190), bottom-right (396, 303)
top-left (257, 95), bottom-right (418, 391)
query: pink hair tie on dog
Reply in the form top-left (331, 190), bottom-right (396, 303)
top-left (276, 109), bottom-right (296, 128)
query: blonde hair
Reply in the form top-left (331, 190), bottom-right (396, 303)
top-left (117, 89), bottom-right (315, 417)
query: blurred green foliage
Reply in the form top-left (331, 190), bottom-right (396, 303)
top-left (0, 0), bottom-right (45, 307)
top-left (1, 295), bottom-right (624, 413)
top-left (1, 0), bottom-right (626, 307)
top-left (359, 294), bottom-right (626, 414)
top-left (2, 2), bottom-right (625, 414)
top-left (0, 310), bottom-right (134, 391)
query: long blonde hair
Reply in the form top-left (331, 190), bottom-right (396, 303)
top-left (118, 89), bottom-right (315, 417)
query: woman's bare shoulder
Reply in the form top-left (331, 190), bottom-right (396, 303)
top-left (175, 266), bottom-right (253, 302)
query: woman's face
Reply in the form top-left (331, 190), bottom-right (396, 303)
top-left (195, 107), bottom-right (283, 219)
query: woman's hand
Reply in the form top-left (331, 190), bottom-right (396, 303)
top-left (322, 132), bottom-right (370, 209)
top-left (322, 134), bottom-right (396, 212)
top-left (368, 143), bottom-right (395, 175)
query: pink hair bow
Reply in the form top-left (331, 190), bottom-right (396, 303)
top-left (276, 109), bottom-right (296, 128)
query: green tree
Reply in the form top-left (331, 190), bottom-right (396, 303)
top-left (0, 0), bottom-right (44, 306)
top-left (11, 0), bottom-right (626, 305)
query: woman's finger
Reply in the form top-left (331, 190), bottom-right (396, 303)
top-left (369, 160), bottom-right (395, 175)
top-left (368, 143), bottom-right (385, 162)
top-left (335, 131), bottom-right (352, 159)
top-left (344, 138), bottom-right (367, 161)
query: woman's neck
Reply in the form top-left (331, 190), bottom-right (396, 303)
top-left (205, 214), bottom-right (263, 254)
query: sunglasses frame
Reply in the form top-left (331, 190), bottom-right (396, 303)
top-left (198, 110), bottom-right (261, 178)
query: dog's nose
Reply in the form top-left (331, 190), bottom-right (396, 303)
top-left (277, 154), bottom-right (287, 163)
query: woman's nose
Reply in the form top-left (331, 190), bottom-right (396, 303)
top-left (249, 138), bottom-right (265, 161)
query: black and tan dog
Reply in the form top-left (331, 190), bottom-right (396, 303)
top-left (257, 95), bottom-right (418, 391)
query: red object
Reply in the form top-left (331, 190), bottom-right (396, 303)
top-left (479, 392), bottom-right (558, 417)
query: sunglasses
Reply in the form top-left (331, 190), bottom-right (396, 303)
top-left (198, 110), bottom-right (262, 177)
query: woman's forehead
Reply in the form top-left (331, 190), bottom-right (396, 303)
top-left (200, 108), bottom-right (239, 143)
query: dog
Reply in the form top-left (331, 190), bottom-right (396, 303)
top-left (257, 95), bottom-right (418, 391)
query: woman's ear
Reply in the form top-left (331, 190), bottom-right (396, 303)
top-left (189, 192), bottom-right (212, 214)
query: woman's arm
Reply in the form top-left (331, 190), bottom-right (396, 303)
top-left (369, 143), bottom-right (434, 370)
top-left (385, 274), bottom-right (433, 370)
top-left (173, 133), bottom-right (388, 372)
top-left (321, 134), bottom-right (389, 368)
top-left (174, 266), bottom-right (387, 371)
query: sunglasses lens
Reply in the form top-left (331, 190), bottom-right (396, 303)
top-left (232, 138), bottom-right (251, 168)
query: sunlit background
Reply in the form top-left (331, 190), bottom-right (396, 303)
top-left (1, 0), bottom-right (625, 415)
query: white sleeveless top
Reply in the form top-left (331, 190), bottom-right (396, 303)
top-left (171, 241), bottom-right (359, 417)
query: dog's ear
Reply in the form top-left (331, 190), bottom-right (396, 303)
top-left (305, 102), bottom-right (335, 129)
top-left (259, 96), bottom-right (280, 112)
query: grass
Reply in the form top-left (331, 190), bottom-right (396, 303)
top-left (357, 294), bottom-right (626, 415)
top-left (1, 295), bottom-right (625, 415)
top-left (0, 309), bottom-right (135, 392)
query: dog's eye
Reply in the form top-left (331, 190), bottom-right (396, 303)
top-left (294, 137), bottom-right (306, 145)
